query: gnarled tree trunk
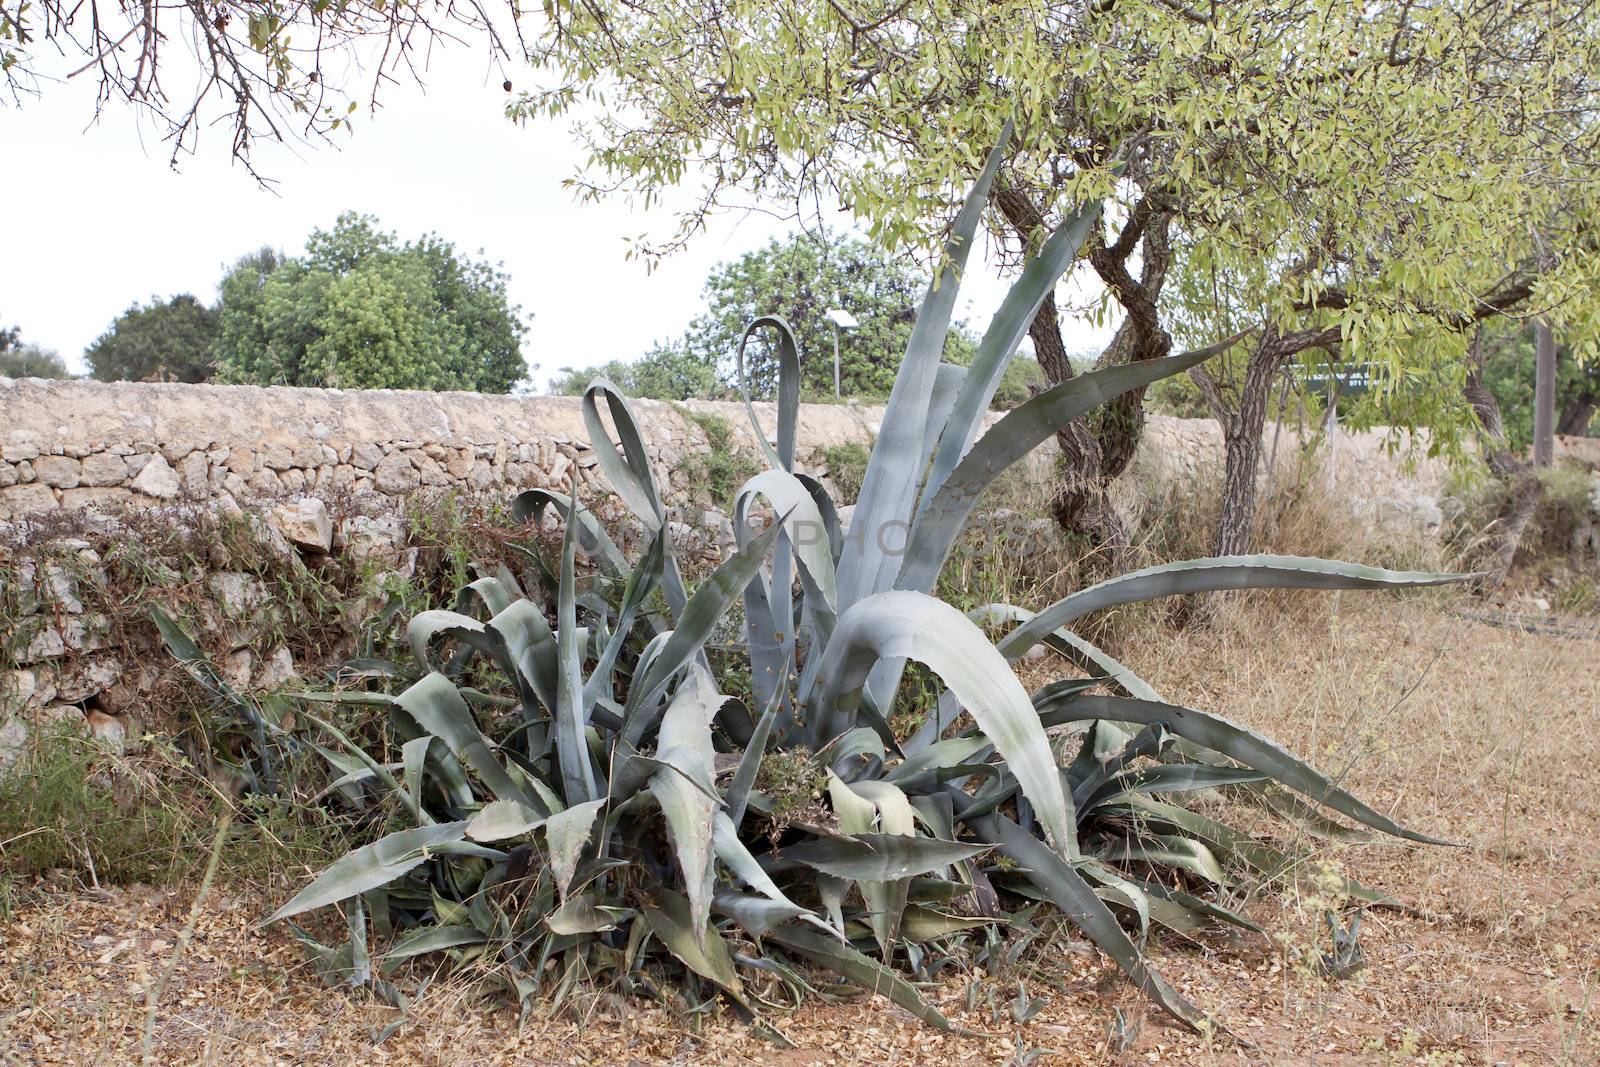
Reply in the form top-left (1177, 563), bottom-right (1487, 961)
top-left (1463, 327), bottom-right (1542, 592)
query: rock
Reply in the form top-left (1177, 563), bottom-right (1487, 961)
top-left (130, 454), bottom-right (181, 499)
top-left (60, 486), bottom-right (134, 512)
top-left (0, 717), bottom-right (28, 773)
top-left (32, 455), bottom-right (81, 488)
top-left (0, 482), bottom-right (58, 519)
top-left (253, 646), bottom-right (297, 689)
top-left (209, 571), bottom-right (269, 617)
top-left (270, 497), bottom-right (333, 553)
top-left (179, 450), bottom-right (210, 494)
top-left (374, 451), bottom-right (420, 493)
top-left (221, 649), bottom-right (254, 690)
top-left (2, 434), bottom-right (42, 462)
top-left (351, 441), bottom-right (384, 470)
top-left (55, 656), bottom-right (121, 703)
top-left (2, 668), bottom-right (50, 713)
top-left (79, 452), bottom-right (128, 486)
top-left (337, 513), bottom-right (406, 560)
top-left (86, 709), bottom-right (127, 752)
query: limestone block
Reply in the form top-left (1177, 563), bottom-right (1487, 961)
top-left (270, 497), bottom-right (333, 553)
top-left (33, 455), bottom-right (81, 488)
top-left (79, 452), bottom-right (129, 486)
top-left (374, 452), bottom-right (420, 493)
top-left (130, 454), bottom-right (181, 499)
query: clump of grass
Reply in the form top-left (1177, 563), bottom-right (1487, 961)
top-left (819, 440), bottom-right (871, 503)
top-left (675, 406), bottom-right (761, 508)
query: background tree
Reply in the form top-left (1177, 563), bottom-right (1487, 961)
top-left (213, 215), bottom-right (529, 392)
top-left (85, 294), bottom-right (219, 383)
top-left (684, 229), bottom-right (976, 398)
top-left (549, 341), bottom-right (721, 401)
top-left (513, 0), bottom-right (1600, 565)
top-left (0, 318), bottom-right (72, 379)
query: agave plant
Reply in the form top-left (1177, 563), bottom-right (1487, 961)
top-left (271, 131), bottom-right (1459, 1033)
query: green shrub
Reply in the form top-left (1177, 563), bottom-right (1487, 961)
top-left (240, 144), bottom-right (1463, 1033)
top-left (818, 441), bottom-right (870, 504)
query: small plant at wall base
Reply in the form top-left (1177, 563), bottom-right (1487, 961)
top-left (255, 138), bottom-right (1464, 1037)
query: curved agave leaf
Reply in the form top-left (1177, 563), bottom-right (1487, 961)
top-left (835, 777), bottom-right (918, 954)
top-left (781, 833), bottom-right (987, 882)
top-left (920, 198), bottom-right (1104, 512)
top-left (649, 666), bottom-right (723, 940)
top-left (265, 821), bottom-right (470, 924)
top-left (383, 924), bottom-right (489, 961)
top-left (713, 889), bottom-right (809, 939)
top-left (733, 316), bottom-right (801, 472)
top-left (735, 468), bottom-right (839, 612)
top-left (974, 812), bottom-right (1207, 1033)
top-left (555, 486), bottom-right (599, 804)
top-left (808, 590), bottom-right (1077, 855)
top-left (582, 379), bottom-right (694, 618)
top-left (1099, 834), bottom-right (1231, 887)
top-left (1044, 693), bottom-right (1451, 846)
top-left (640, 889), bottom-right (746, 1002)
top-left (763, 923), bottom-right (966, 1033)
top-left (968, 602), bottom-right (1164, 698)
top-left (836, 121), bottom-right (1009, 611)
top-left (999, 556), bottom-right (1466, 660)
top-left (511, 488), bottom-right (630, 581)
top-left (898, 347), bottom-right (1225, 594)
top-left (392, 675), bottom-right (532, 806)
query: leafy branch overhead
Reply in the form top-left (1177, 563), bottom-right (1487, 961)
top-left (182, 144), bottom-right (1467, 1036)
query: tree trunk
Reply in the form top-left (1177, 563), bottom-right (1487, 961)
top-left (1533, 319), bottom-right (1557, 467)
top-left (1191, 333), bottom-right (1286, 557)
top-left (1557, 390), bottom-right (1596, 436)
top-left (992, 182), bottom-right (1172, 568)
top-left (1463, 327), bottom-right (1541, 592)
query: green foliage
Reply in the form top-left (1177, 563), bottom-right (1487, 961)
top-left (213, 216), bottom-right (529, 393)
top-left (818, 441), bottom-right (870, 503)
top-left (0, 318), bottom-right (72, 379)
top-left (675, 407), bottom-right (761, 508)
top-left (549, 341), bottom-right (721, 400)
top-left (85, 294), bottom-right (218, 383)
top-left (1480, 323), bottom-right (1600, 449)
top-left (685, 229), bottom-right (976, 399)
top-left (235, 156), bottom-right (1463, 1032)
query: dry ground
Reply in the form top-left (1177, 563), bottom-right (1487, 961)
top-left (3, 596), bottom-right (1597, 1066)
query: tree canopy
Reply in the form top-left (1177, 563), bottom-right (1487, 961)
top-left (0, 318), bottom-right (71, 379)
top-left (86, 295), bottom-right (219, 383)
top-left (213, 215), bottom-right (529, 392)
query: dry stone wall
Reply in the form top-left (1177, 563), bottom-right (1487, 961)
top-left (1, 374), bottom-right (1460, 769)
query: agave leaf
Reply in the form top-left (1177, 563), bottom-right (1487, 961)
top-left (545, 798), bottom-right (607, 900)
top-left (974, 812), bottom-right (1207, 1033)
top-left (735, 468), bottom-right (840, 612)
top-left (457, 575), bottom-right (514, 618)
top-left (466, 799), bottom-right (547, 843)
top-left (640, 889), bottom-right (746, 1001)
top-left (582, 528), bottom-right (665, 709)
top-left (623, 514), bottom-right (788, 743)
top-left (1000, 556), bottom-right (1466, 660)
top-left (1049, 694), bottom-right (1451, 846)
top-left (763, 923), bottom-right (965, 1034)
top-left (1093, 763), bottom-right (1269, 807)
top-left (899, 347), bottom-right (1225, 594)
top-left (487, 598), bottom-right (560, 720)
top-left (842, 778), bottom-right (917, 954)
top-left (1099, 834), bottom-right (1231, 887)
top-left (582, 380), bottom-right (694, 617)
top-left (836, 121), bottom-right (1009, 611)
top-left (968, 603), bottom-right (1164, 699)
top-left (782, 833), bottom-right (987, 882)
top-left (920, 198), bottom-right (1104, 511)
top-left (733, 316), bottom-right (800, 471)
top-left (725, 670), bottom-right (784, 828)
top-left (809, 590), bottom-right (1076, 855)
top-left (649, 666), bottom-right (723, 941)
top-left (713, 888), bottom-right (809, 939)
top-left (394, 673), bottom-right (531, 805)
top-left (265, 821), bottom-right (470, 924)
top-left (546, 895), bottom-right (630, 935)
top-left (382, 923), bottom-right (489, 961)
top-left (554, 485), bottom-right (600, 804)
top-left (886, 736), bottom-right (993, 788)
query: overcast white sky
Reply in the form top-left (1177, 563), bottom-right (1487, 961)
top-left (1, 45), bottom-right (1114, 387)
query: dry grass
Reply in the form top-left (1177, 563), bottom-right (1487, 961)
top-left (3, 596), bottom-right (1597, 1066)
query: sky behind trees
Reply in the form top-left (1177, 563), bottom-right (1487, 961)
top-left (2, 47), bottom-right (1112, 385)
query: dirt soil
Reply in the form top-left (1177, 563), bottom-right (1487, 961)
top-left (3, 598), bottom-right (1597, 1065)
